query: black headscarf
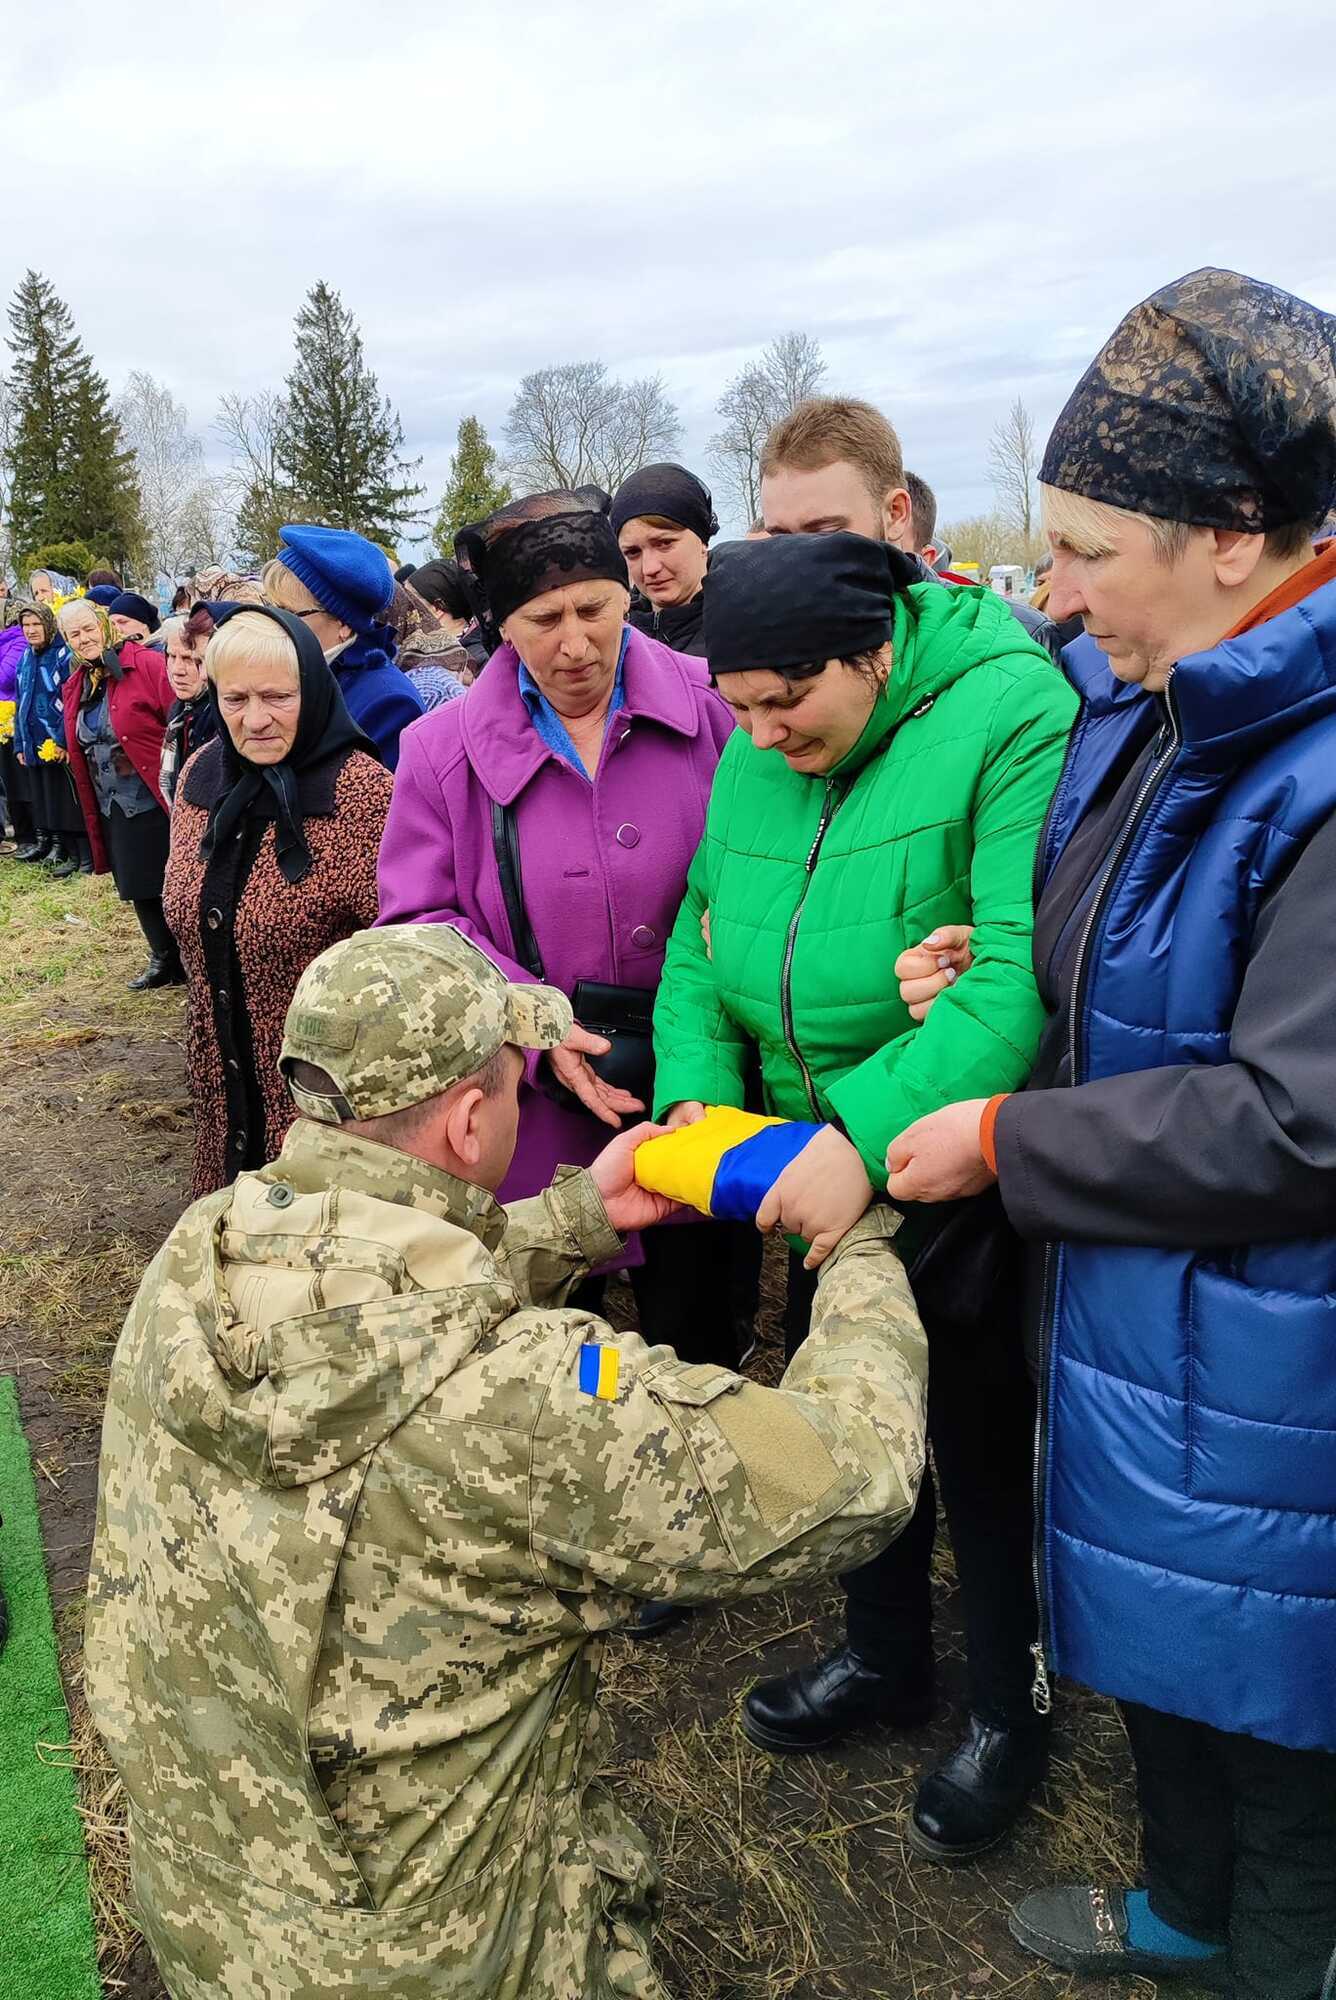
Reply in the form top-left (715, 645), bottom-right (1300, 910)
top-left (703, 532), bottom-right (919, 678)
top-left (188, 603), bottom-right (372, 886)
top-left (1041, 267), bottom-right (1336, 532)
top-left (610, 462), bottom-right (718, 544)
top-left (455, 487), bottom-right (629, 651)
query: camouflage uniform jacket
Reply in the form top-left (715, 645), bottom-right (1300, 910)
top-left (88, 1118), bottom-right (927, 2000)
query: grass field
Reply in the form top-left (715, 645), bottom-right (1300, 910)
top-left (0, 848), bottom-right (1219, 1998)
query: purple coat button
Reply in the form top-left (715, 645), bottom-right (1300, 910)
top-left (615, 822), bottom-right (641, 848)
top-left (631, 924), bottom-right (656, 947)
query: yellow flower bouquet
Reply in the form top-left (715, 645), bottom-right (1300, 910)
top-left (38, 737), bottom-right (64, 762)
top-left (0, 701), bottom-right (14, 744)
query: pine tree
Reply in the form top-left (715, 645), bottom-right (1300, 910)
top-left (5, 270), bottom-right (143, 571)
top-left (433, 416), bottom-right (512, 550)
top-left (275, 282), bottom-right (424, 542)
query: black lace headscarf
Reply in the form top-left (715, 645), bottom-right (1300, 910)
top-left (454, 487), bottom-right (629, 653)
top-left (188, 604), bottom-right (371, 886)
top-left (1041, 267), bottom-right (1336, 531)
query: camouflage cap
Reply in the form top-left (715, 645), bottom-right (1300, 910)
top-left (280, 924), bottom-right (572, 1124)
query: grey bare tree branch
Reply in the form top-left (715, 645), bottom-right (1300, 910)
top-left (987, 395), bottom-right (1039, 552)
top-left (709, 331), bottom-right (828, 524)
top-left (504, 362), bottom-right (681, 494)
top-left (116, 370), bottom-right (207, 578)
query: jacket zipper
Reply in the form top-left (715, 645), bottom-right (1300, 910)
top-left (1028, 682), bottom-right (1181, 1712)
top-left (780, 778), bottom-right (845, 1119)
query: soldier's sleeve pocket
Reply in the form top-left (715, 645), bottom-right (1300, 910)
top-left (638, 1361), bottom-right (740, 1407)
top-left (641, 1362), bottom-right (870, 1573)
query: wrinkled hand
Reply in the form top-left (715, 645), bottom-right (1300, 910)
top-left (886, 1100), bottom-right (995, 1204)
top-left (895, 924), bottom-right (975, 1022)
top-left (546, 1025), bottom-right (646, 1129)
top-left (590, 1121), bottom-right (682, 1233)
top-left (664, 1099), bottom-right (707, 1130)
top-left (756, 1125), bottom-right (873, 1270)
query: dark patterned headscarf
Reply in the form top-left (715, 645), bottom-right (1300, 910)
top-left (1041, 267), bottom-right (1336, 531)
top-left (455, 487), bottom-right (629, 649)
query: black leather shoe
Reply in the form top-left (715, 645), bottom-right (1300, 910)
top-left (13, 838), bottom-right (51, 863)
top-left (742, 1646), bottom-right (934, 1753)
top-left (78, 853), bottom-right (93, 874)
top-left (907, 1714), bottom-right (1050, 1863)
top-left (48, 848), bottom-right (77, 877)
top-left (128, 955), bottom-right (185, 991)
top-left (1010, 1886), bottom-right (1227, 1988)
top-left (630, 1601), bottom-right (695, 1639)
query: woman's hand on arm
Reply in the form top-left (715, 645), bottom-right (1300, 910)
top-left (895, 924), bottom-right (975, 1022)
top-left (886, 1100), bottom-right (995, 1204)
top-left (756, 1126), bottom-right (874, 1270)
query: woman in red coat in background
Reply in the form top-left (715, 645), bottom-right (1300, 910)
top-left (59, 597), bottom-right (181, 991)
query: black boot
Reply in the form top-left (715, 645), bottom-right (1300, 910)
top-left (128, 953), bottom-right (185, 991)
top-left (48, 841), bottom-right (78, 878)
top-left (907, 1714), bottom-right (1050, 1863)
top-left (14, 835), bottom-right (52, 863)
top-left (630, 1601), bottom-right (695, 1640)
top-left (741, 1645), bottom-right (935, 1753)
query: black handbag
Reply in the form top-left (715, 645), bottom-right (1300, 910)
top-left (904, 1184), bottom-right (1023, 1337)
top-left (491, 800), bottom-right (657, 1110)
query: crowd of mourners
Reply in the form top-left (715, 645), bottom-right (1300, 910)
top-left (5, 265), bottom-right (1336, 2000)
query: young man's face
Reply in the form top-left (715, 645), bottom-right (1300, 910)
top-left (761, 458), bottom-right (912, 547)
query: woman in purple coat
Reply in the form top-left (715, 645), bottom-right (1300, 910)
top-left (377, 488), bottom-right (743, 1390)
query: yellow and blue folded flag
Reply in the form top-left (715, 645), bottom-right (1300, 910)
top-left (634, 1106), bottom-right (825, 1221)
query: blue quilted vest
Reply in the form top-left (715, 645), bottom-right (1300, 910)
top-left (1037, 581), bottom-right (1336, 1751)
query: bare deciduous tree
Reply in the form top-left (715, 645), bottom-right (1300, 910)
top-left (939, 510), bottom-right (1033, 579)
top-left (503, 362), bottom-right (681, 494)
top-left (987, 395), bottom-right (1039, 552)
top-left (709, 332), bottom-right (828, 524)
top-left (216, 389), bottom-right (294, 567)
top-left (175, 476), bottom-right (236, 570)
top-left (116, 370), bottom-right (208, 578)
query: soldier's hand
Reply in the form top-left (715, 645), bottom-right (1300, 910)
top-left (591, 1122), bottom-right (684, 1233)
top-left (895, 924), bottom-right (975, 1022)
top-left (547, 1026), bottom-right (647, 1128)
top-left (755, 1126), bottom-right (873, 1270)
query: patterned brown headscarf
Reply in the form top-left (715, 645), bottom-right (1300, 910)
top-left (1041, 267), bottom-right (1336, 531)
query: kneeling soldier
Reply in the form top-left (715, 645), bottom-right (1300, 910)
top-left (88, 923), bottom-right (928, 2000)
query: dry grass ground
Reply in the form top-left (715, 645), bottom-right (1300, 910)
top-left (0, 852), bottom-right (1219, 1999)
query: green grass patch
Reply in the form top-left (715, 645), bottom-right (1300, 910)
top-left (0, 1374), bottom-right (102, 1998)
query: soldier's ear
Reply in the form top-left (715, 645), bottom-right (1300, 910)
top-left (442, 1083), bottom-right (487, 1171)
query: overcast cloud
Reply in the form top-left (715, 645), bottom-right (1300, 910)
top-left (5, 0), bottom-right (1334, 546)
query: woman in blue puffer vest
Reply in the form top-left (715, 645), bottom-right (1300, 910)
top-left (884, 268), bottom-right (1336, 2000)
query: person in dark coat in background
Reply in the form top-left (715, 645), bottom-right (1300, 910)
top-left (887, 267), bottom-right (1336, 2000)
top-left (611, 462), bottom-right (716, 657)
top-left (108, 592), bottom-right (161, 643)
top-left (12, 598), bottom-right (79, 871)
top-left (0, 601), bottom-right (35, 848)
top-left (261, 525), bottom-right (423, 770)
top-left (60, 598), bottom-right (181, 984)
top-left (410, 556), bottom-right (490, 673)
top-left (158, 610), bottom-right (223, 806)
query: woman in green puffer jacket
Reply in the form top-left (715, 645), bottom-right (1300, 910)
top-left (652, 530), bottom-right (1077, 1846)
top-left (654, 531), bottom-right (1077, 1260)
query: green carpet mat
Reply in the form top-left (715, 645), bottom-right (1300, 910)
top-left (0, 1374), bottom-right (102, 1997)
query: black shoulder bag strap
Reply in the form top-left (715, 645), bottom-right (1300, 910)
top-left (490, 798), bottom-right (547, 981)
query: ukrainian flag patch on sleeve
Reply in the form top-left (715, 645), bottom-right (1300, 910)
top-left (578, 1342), bottom-right (621, 1401)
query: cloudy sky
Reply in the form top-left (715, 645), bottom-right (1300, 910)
top-left (7, 0), bottom-right (1335, 548)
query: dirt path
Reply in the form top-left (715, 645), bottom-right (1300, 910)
top-left (2, 860), bottom-right (1194, 1999)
